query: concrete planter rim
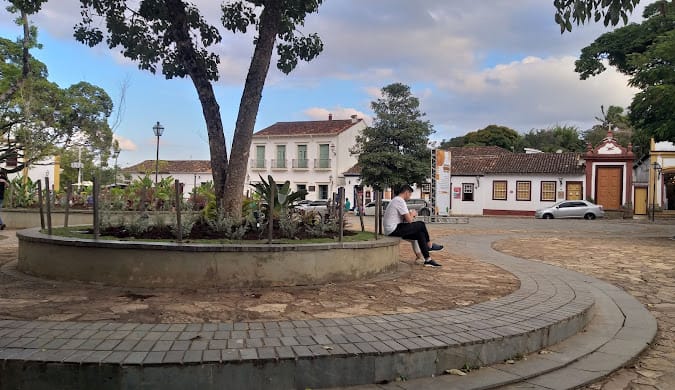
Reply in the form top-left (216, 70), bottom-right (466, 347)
top-left (16, 227), bottom-right (399, 252)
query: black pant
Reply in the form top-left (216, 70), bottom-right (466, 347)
top-left (389, 221), bottom-right (430, 259)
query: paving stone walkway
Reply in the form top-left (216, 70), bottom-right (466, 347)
top-left (0, 218), bottom-right (668, 389)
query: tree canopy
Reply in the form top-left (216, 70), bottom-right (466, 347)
top-left (581, 105), bottom-right (636, 150)
top-left (439, 125), bottom-right (520, 151)
top-left (68, 0), bottom-right (324, 216)
top-left (553, 0), bottom-right (641, 33)
top-left (575, 0), bottom-right (675, 143)
top-left (351, 83), bottom-right (433, 191)
top-left (0, 30), bottom-right (114, 174)
top-left (519, 125), bottom-right (586, 153)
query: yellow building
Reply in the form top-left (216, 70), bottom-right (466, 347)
top-left (649, 138), bottom-right (675, 215)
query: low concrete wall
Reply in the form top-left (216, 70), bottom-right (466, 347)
top-left (3, 209), bottom-right (176, 229)
top-left (17, 228), bottom-right (400, 288)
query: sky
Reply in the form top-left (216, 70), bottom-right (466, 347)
top-left (0, 0), bottom-right (649, 168)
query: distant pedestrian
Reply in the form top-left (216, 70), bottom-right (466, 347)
top-left (0, 171), bottom-right (8, 230)
top-left (345, 198), bottom-right (351, 212)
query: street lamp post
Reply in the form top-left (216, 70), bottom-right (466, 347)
top-left (651, 161), bottom-right (662, 222)
top-left (152, 121), bottom-right (164, 184)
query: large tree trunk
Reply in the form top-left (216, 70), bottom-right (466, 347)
top-left (222, 0), bottom-right (282, 218)
top-left (166, 0), bottom-right (228, 204)
top-left (193, 80), bottom-right (228, 205)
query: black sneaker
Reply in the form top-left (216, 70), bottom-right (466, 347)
top-left (423, 259), bottom-right (442, 267)
top-left (429, 243), bottom-right (443, 251)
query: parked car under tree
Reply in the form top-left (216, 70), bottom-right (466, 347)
top-left (362, 198), bottom-right (432, 216)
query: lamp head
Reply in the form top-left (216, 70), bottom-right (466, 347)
top-left (153, 121), bottom-right (164, 137)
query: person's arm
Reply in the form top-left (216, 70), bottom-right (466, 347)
top-left (393, 198), bottom-right (416, 223)
top-left (402, 208), bottom-right (417, 223)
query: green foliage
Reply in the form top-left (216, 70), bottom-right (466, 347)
top-left (520, 125), bottom-right (585, 152)
top-left (352, 83), bottom-right (433, 190)
top-left (583, 105), bottom-right (635, 148)
top-left (251, 174), bottom-right (307, 218)
top-left (206, 207), bottom-right (248, 240)
top-left (221, 1), bottom-right (324, 75)
top-left (7, 175), bottom-right (37, 207)
top-left (0, 29), bottom-right (114, 175)
top-left (59, 148), bottom-right (97, 189)
top-left (467, 125), bottom-right (519, 150)
top-left (440, 125), bottom-right (520, 151)
top-left (278, 212), bottom-right (300, 239)
top-left (438, 136), bottom-right (466, 148)
top-left (575, 1), bottom-right (675, 144)
top-left (127, 215), bottom-right (150, 236)
top-left (171, 211), bottom-right (199, 240)
top-left (553, 0), bottom-right (640, 33)
top-left (305, 217), bottom-right (340, 237)
top-left (630, 85), bottom-right (675, 143)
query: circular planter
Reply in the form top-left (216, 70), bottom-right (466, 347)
top-left (16, 228), bottom-right (400, 288)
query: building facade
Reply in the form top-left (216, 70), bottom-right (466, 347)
top-left (245, 115), bottom-right (366, 201)
top-left (122, 160), bottom-right (212, 195)
top-left (650, 138), bottom-right (675, 213)
top-left (583, 131), bottom-right (634, 211)
top-left (448, 150), bottom-right (586, 216)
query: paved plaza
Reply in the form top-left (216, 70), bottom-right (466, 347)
top-left (0, 217), bottom-right (673, 389)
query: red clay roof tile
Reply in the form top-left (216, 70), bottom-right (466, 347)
top-left (253, 119), bottom-right (361, 137)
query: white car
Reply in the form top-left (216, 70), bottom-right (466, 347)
top-left (302, 200), bottom-right (329, 216)
top-left (362, 200), bottom-right (390, 216)
top-left (535, 200), bottom-right (605, 220)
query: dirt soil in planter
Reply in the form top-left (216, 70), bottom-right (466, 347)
top-left (0, 221), bottom-right (519, 323)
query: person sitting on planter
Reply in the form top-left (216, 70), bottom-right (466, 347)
top-left (383, 184), bottom-right (443, 267)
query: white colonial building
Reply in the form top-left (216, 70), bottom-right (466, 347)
top-left (245, 115), bottom-right (366, 201)
top-left (446, 147), bottom-right (586, 216)
top-left (122, 160), bottom-right (212, 195)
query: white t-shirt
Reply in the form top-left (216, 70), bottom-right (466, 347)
top-left (383, 196), bottom-right (409, 235)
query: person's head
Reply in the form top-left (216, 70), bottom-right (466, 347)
top-left (396, 184), bottom-right (414, 200)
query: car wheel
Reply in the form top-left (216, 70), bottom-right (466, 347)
top-left (584, 213), bottom-right (596, 220)
top-left (543, 213), bottom-right (553, 219)
top-left (418, 208), bottom-right (431, 216)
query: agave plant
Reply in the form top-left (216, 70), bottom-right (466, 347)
top-left (8, 176), bottom-right (38, 208)
top-left (251, 174), bottom-right (307, 220)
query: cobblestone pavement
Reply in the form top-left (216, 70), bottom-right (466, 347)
top-left (2, 216), bottom-right (674, 389)
top-left (488, 218), bottom-right (675, 390)
top-left (0, 222), bottom-right (518, 323)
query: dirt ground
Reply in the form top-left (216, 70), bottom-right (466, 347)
top-left (494, 235), bottom-right (675, 390)
top-left (0, 229), bottom-right (518, 323)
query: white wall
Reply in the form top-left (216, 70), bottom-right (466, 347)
top-left (449, 174), bottom-right (585, 216)
top-left (246, 121), bottom-right (366, 201)
top-left (449, 176), bottom-right (482, 216)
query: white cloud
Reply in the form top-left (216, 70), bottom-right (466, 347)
top-left (7, 0), bottom-right (648, 149)
top-left (303, 107), bottom-right (371, 124)
top-left (363, 87), bottom-right (383, 100)
top-left (113, 135), bottom-right (137, 152)
top-left (425, 56), bottom-right (637, 138)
